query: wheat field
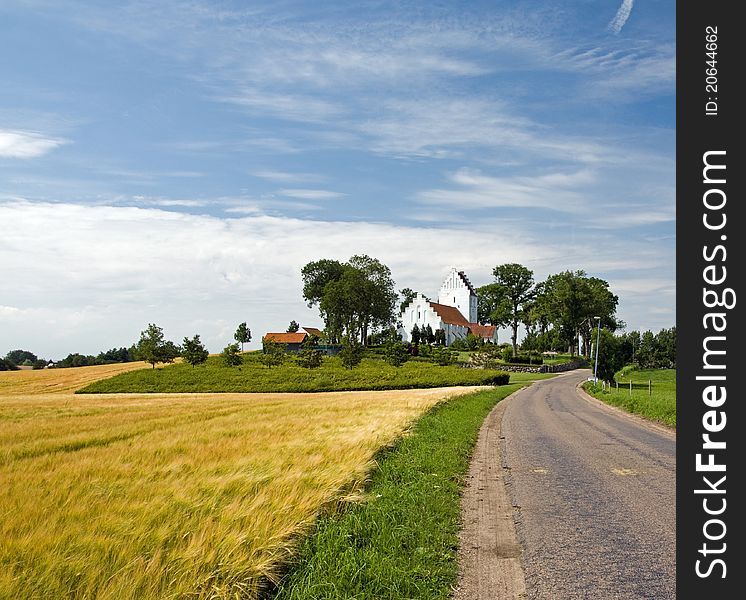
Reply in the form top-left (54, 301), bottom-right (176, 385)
top-left (0, 367), bottom-right (481, 599)
top-left (0, 361), bottom-right (152, 395)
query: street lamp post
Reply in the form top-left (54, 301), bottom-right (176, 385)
top-left (593, 316), bottom-right (601, 384)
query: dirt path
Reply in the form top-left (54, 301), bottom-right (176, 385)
top-left (453, 386), bottom-right (528, 599)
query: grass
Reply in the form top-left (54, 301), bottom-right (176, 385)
top-left (581, 367), bottom-right (676, 427)
top-left (271, 384), bottom-right (525, 600)
top-left (76, 354), bottom-right (542, 394)
top-left (0, 386), bottom-right (482, 600)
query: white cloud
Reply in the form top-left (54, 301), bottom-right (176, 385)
top-left (251, 170), bottom-right (325, 184)
top-left (277, 189), bottom-right (346, 200)
top-left (0, 129), bottom-right (68, 158)
top-left (0, 201), bottom-right (674, 358)
top-left (608, 0), bottom-right (635, 35)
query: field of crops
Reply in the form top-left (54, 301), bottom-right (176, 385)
top-left (0, 361), bottom-right (151, 395)
top-left (0, 375), bottom-right (480, 599)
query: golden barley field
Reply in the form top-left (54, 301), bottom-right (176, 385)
top-left (0, 361), bottom-right (152, 395)
top-left (0, 368), bottom-right (479, 599)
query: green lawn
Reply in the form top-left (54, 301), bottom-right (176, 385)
top-left (270, 385), bottom-right (525, 600)
top-left (582, 367), bottom-right (676, 427)
top-left (78, 354), bottom-right (550, 394)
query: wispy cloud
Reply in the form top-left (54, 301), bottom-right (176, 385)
top-left (608, 0), bottom-right (635, 34)
top-left (0, 129), bottom-right (68, 158)
top-left (251, 169), bottom-right (325, 184)
top-left (277, 189), bottom-right (346, 200)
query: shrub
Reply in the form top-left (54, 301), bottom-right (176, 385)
top-left (261, 339), bottom-right (286, 368)
top-left (383, 341), bottom-right (410, 367)
top-left (296, 348), bottom-right (323, 369)
top-left (338, 338), bottom-right (364, 369)
top-left (221, 343), bottom-right (243, 367)
top-left (431, 346), bottom-right (456, 366)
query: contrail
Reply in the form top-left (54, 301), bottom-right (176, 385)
top-left (608, 0), bottom-right (634, 34)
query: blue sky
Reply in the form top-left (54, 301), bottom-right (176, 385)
top-left (0, 0), bottom-right (675, 358)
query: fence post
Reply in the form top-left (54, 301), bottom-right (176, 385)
top-left (649, 379), bottom-right (651, 395)
top-left (615, 380), bottom-right (618, 391)
top-left (629, 379), bottom-right (632, 396)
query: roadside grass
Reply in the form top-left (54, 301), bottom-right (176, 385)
top-left (271, 384), bottom-right (525, 600)
top-left (582, 367), bottom-right (676, 427)
top-left (76, 354), bottom-right (543, 394)
top-left (0, 387), bottom-right (480, 600)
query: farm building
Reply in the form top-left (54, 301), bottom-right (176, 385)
top-left (398, 268), bottom-right (498, 346)
top-left (262, 332), bottom-right (308, 353)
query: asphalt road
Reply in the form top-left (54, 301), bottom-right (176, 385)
top-left (501, 370), bottom-right (675, 600)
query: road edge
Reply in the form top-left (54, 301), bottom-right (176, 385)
top-left (453, 387), bottom-right (528, 600)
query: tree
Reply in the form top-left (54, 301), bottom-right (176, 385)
top-left (182, 334), bottom-right (209, 368)
top-left (134, 323), bottom-right (180, 369)
top-left (287, 320), bottom-right (300, 333)
top-left (424, 324), bottom-right (435, 345)
top-left (0, 358), bottom-right (19, 371)
top-left (399, 287), bottom-right (418, 312)
top-left (476, 283), bottom-right (505, 325)
top-left (410, 324), bottom-right (421, 346)
top-left (221, 343), bottom-right (243, 367)
top-left (4, 349), bottom-right (38, 366)
top-left (338, 337), bottom-right (363, 369)
top-left (542, 270), bottom-right (618, 357)
top-left (383, 340), bottom-right (409, 367)
top-left (434, 328), bottom-right (446, 346)
top-left (261, 338), bottom-right (286, 368)
top-left (488, 264), bottom-right (536, 358)
top-left (303, 255), bottom-right (396, 345)
top-left (592, 329), bottom-right (626, 381)
top-left (234, 322), bottom-right (252, 351)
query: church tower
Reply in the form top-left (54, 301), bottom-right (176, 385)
top-left (437, 268), bottom-right (478, 323)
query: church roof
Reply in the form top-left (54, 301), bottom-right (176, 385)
top-left (263, 332), bottom-right (308, 344)
top-left (301, 326), bottom-right (324, 338)
top-left (428, 301), bottom-right (471, 326)
top-left (468, 323), bottom-right (497, 338)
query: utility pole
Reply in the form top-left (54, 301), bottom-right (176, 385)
top-left (593, 316), bottom-right (601, 384)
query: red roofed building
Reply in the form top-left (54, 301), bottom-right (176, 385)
top-left (398, 268), bottom-right (498, 346)
top-left (262, 332), bottom-right (308, 352)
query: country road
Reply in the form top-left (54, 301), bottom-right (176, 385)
top-left (501, 369), bottom-right (676, 599)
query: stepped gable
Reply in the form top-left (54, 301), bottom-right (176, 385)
top-left (457, 271), bottom-right (477, 296)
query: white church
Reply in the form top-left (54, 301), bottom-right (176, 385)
top-left (398, 268), bottom-right (498, 346)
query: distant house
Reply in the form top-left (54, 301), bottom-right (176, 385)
top-left (300, 326), bottom-right (324, 339)
top-left (398, 268), bottom-right (498, 346)
top-left (262, 332), bottom-right (308, 353)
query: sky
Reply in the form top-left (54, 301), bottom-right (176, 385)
top-left (0, 0), bottom-right (675, 359)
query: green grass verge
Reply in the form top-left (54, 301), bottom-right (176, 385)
top-left (582, 367), bottom-right (676, 427)
top-left (269, 384), bottom-right (525, 600)
top-left (77, 354), bottom-right (550, 394)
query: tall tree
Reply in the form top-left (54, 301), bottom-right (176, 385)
top-left (134, 323), bottom-right (180, 369)
top-left (182, 334), bottom-right (209, 368)
top-left (488, 264), bottom-right (536, 358)
top-left (302, 255), bottom-right (396, 345)
top-left (543, 271), bottom-right (619, 356)
top-left (234, 322), bottom-right (252, 351)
